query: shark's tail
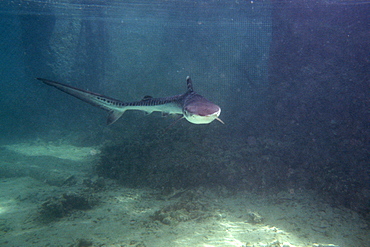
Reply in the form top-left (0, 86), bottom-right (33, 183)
top-left (36, 78), bottom-right (126, 124)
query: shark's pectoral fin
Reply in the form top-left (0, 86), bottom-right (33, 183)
top-left (163, 115), bottom-right (185, 134)
top-left (216, 118), bottom-right (225, 124)
top-left (107, 110), bottom-right (125, 125)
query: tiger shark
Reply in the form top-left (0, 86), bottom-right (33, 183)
top-left (36, 76), bottom-right (223, 125)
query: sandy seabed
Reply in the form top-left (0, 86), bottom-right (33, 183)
top-left (0, 142), bottom-right (368, 247)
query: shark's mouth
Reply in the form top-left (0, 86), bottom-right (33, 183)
top-left (184, 107), bottom-right (223, 124)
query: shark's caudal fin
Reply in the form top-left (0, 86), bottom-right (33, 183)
top-left (37, 78), bottom-right (126, 124)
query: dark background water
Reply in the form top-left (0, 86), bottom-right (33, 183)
top-left (0, 0), bottom-right (369, 217)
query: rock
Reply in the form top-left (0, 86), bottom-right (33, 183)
top-left (247, 211), bottom-right (264, 224)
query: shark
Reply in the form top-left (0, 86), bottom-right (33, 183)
top-left (36, 76), bottom-right (224, 125)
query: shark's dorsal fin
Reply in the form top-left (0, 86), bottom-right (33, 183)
top-left (186, 76), bottom-right (194, 92)
top-left (141, 95), bottom-right (153, 101)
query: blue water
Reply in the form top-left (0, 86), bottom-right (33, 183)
top-left (0, 0), bottom-right (369, 246)
top-left (0, 0), bottom-right (272, 141)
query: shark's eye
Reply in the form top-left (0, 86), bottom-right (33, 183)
top-left (184, 108), bottom-right (191, 114)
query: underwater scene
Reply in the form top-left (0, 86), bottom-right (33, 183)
top-left (0, 0), bottom-right (369, 246)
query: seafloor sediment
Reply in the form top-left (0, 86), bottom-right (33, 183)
top-left (0, 140), bottom-right (368, 247)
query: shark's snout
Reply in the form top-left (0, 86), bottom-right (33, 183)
top-left (184, 101), bottom-right (222, 124)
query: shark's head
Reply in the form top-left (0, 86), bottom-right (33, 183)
top-left (183, 95), bottom-right (223, 124)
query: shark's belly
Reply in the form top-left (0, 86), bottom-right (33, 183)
top-left (125, 103), bottom-right (183, 115)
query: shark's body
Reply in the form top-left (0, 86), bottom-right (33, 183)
top-left (36, 76), bottom-right (223, 125)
